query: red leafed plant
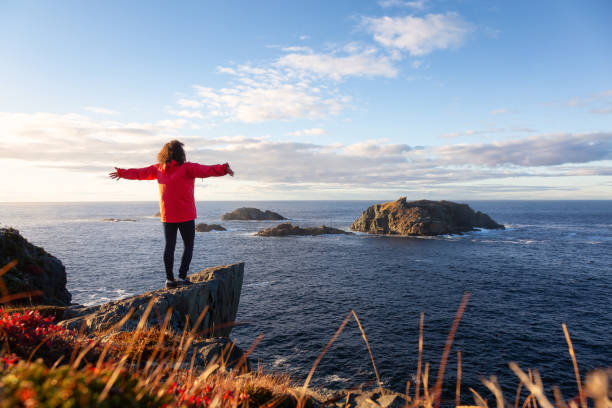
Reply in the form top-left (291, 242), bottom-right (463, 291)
top-left (0, 310), bottom-right (93, 365)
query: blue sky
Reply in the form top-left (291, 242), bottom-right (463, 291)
top-left (1, 0), bottom-right (611, 201)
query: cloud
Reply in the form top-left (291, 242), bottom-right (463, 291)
top-left (167, 109), bottom-right (204, 119)
top-left (435, 133), bottom-right (612, 166)
top-left (591, 108), bottom-right (612, 114)
top-left (441, 128), bottom-right (504, 139)
top-left (277, 49), bottom-right (397, 80)
top-left (342, 139), bottom-right (411, 157)
top-left (378, 0), bottom-right (427, 9)
top-left (287, 128), bottom-right (328, 137)
top-left (83, 106), bottom-right (118, 115)
top-left (2, 112), bottom-right (610, 199)
top-left (281, 46), bottom-right (313, 53)
top-left (561, 89), bottom-right (612, 114)
top-left (170, 11), bottom-right (475, 124)
top-left (363, 12), bottom-right (472, 56)
top-left (193, 80), bottom-right (347, 123)
top-left (490, 108), bottom-right (509, 115)
top-left (180, 42), bottom-right (406, 123)
top-left (0, 111), bottom-right (189, 166)
top-left (177, 99), bottom-right (202, 108)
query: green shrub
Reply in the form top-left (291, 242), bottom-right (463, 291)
top-left (0, 359), bottom-right (173, 408)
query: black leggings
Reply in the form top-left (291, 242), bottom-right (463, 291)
top-left (163, 220), bottom-right (195, 280)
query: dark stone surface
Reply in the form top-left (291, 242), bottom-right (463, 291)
top-left (221, 207), bottom-right (286, 221)
top-left (0, 227), bottom-right (72, 306)
top-left (189, 337), bottom-right (251, 371)
top-left (255, 223), bottom-right (353, 237)
top-left (351, 198), bottom-right (505, 236)
top-left (61, 263), bottom-right (244, 337)
top-left (196, 223), bottom-right (227, 232)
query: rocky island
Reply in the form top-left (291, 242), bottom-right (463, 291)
top-left (221, 207), bottom-right (286, 221)
top-left (196, 223), bottom-right (227, 232)
top-left (351, 198), bottom-right (505, 236)
top-left (255, 222), bottom-right (353, 237)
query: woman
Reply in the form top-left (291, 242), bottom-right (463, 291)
top-left (109, 140), bottom-right (234, 288)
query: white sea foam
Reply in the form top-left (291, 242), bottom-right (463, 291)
top-left (245, 280), bottom-right (277, 288)
top-left (272, 356), bottom-right (288, 367)
top-left (324, 374), bottom-right (350, 383)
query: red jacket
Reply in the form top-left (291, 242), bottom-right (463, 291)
top-left (117, 161), bottom-right (229, 223)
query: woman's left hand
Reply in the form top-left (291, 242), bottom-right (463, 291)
top-left (226, 163), bottom-right (234, 177)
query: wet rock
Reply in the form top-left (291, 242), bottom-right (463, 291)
top-left (351, 198), bottom-right (505, 236)
top-left (61, 263), bottom-right (244, 337)
top-left (255, 223), bottom-right (353, 237)
top-left (188, 337), bottom-right (251, 371)
top-left (196, 223), bottom-right (227, 232)
top-left (335, 390), bottom-right (407, 408)
top-left (0, 227), bottom-right (71, 306)
top-left (221, 207), bottom-right (286, 221)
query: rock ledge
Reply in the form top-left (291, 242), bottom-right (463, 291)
top-left (61, 263), bottom-right (244, 336)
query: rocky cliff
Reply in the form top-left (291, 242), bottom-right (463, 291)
top-left (0, 228), bottom-right (72, 306)
top-left (221, 207), bottom-right (286, 221)
top-left (61, 263), bottom-right (244, 337)
top-left (351, 198), bottom-right (505, 236)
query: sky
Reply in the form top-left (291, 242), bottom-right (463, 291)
top-left (1, 0), bottom-right (611, 201)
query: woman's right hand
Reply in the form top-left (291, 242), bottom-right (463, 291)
top-left (109, 168), bottom-right (120, 180)
top-left (226, 163), bottom-right (234, 177)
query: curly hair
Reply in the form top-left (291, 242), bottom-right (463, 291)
top-left (157, 140), bottom-right (186, 164)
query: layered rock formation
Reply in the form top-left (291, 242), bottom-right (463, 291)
top-left (196, 223), bottom-right (227, 232)
top-left (0, 228), bottom-right (71, 306)
top-left (255, 223), bottom-right (353, 237)
top-left (351, 198), bottom-right (505, 236)
top-left (221, 207), bottom-right (286, 221)
top-left (61, 263), bottom-right (244, 336)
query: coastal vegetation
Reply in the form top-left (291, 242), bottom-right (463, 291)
top-left (2, 274), bottom-right (610, 408)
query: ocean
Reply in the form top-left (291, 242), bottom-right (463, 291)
top-left (1, 200), bottom-right (610, 403)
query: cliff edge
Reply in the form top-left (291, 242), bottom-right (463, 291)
top-left (61, 263), bottom-right (244, 337)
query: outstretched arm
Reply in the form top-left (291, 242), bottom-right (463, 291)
top-left (109, 165), bottom-right (157, 180)
top-left (187, 162), bottom-right (234, 178)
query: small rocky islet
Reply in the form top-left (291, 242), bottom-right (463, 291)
top-left (351, 197), bottom-right (505, 236)
top-left (255, 222), bottom-right (353, 237)
top-left (196, 223), bottom-right (227, 232)
top-left (221, 207), bottom-right (286, 221)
